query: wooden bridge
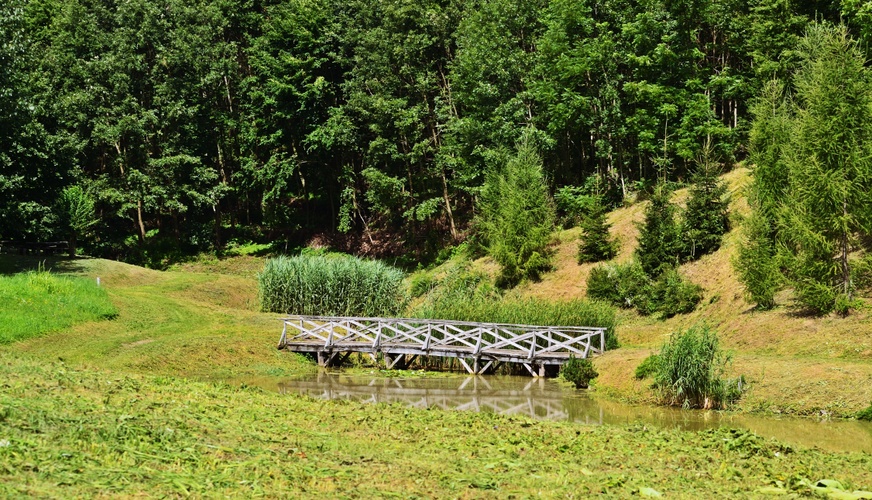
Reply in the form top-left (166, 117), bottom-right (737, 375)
top-left (277, 315), bottom-right (607, 376)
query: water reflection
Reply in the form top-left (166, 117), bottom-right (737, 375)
top-left (235, 372), bottom-right (872, 454)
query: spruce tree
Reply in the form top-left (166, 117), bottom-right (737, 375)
top-left (578, 195), bottom-right (617, 263)
top-left (636, 184), bottom-right (682, 278)
top-left (478, 134), bottom-right (556, 287)
top-left (735, 211), bottom-right (780, 309)
top-left (682, 150), bottom-right (730, 261)
top-left (779, 24), bottom-right (872, 313)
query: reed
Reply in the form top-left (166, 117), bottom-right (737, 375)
top-left (654, 324), bottom-right (741, 409)
top-left (258, 254), bottom-right (407, 317)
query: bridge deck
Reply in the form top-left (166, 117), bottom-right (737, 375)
top-left (277, 315), bottom-right (607, 376)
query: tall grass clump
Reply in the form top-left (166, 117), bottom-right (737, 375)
top-left (414, 264), bottom-right (618, 349)
top-left (258, 254), bottom-right (407, 317)
top-left (0, 270), bottom-right (117, 343)
top-left (654, 324), bottom-right (742, 409)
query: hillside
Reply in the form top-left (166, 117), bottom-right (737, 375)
top-left (477, 167), bottom-right (872, 416)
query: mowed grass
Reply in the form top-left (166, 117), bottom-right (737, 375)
top-left (1, 353), bottom-right (871, 498)
top-left (0, 270), bottom-right (117, 343)
top-left (1, 255), bottom-right (311, 380)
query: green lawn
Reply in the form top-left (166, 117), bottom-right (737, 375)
top-left (0, 270), bottom-right (116, 343)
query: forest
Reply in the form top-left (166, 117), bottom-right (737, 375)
top-left (0, 0), bottom-right (869, 266)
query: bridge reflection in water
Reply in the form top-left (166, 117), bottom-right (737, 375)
top-left (253, 372), bottom-right (872, 453)
top-left (280, 372), bottom-right (609, 423)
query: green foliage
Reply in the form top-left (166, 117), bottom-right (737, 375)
top-left (57, 185), bottom-right (98, 256)
top-left (857, 403), bottom-right (872, 421)
top-left (577, 195), bottom-right (618, 263)
top-left (587, 262), bottom-right (701, 318)
top-left (745, 24), bottom-right (872, 315)
top-left (554, 186), bottom-right (595, 229)
top-left (735, 212), bottom-right (781, 309)
top-left (478, 136), bottom-right (556, 287)
top-left (636, 185), bottom-right (682, 278)
top-left (258, 254), bottom-right (407, 317)
top-left (409, 272), bottom-right (439, 298)
top-left (654, 325), bottom-right (741, 409)
top-left (587, 261), bottom-right (652, 312)
top-left (0, 270), bottom-right (117, 343)
top-left (1, 352), bottom-right (868, 497)
top-left (634, 354), bottom-right (660, 380)
top-left (650, 270), bottom-right (703, 318)
top-left (416, 264), bottom-right (618, 350)
top-left (561, 356), bottom-right (598, 389)
top-left (681, 157), bottom-right (730, 261)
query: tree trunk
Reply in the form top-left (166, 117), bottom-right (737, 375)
top-left (136, 199), bottom-right (146, 244)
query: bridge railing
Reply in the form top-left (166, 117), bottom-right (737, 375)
top-left (278, 315), bottom-right (606, 361)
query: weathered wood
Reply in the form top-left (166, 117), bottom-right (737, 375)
top-left (278, 315), bottom-right (607, 377)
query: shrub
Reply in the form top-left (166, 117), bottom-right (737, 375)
top-left (477, 135), bottom-right (556, 287)
top-left (654, 324), bottom-right (740, 409)
top-left (577, 195), bottom-right (618, 263)
top-left (734, 212), bottom-right (781, 309)
top-left (409, 272), bottom-right (438, 298)
top-left (562, 356), bottom-right (598, 389)
top-left (857, 403), bottom-right (872, 421)
top-left (634, 354), bottom-right (660, 380)
top-left (586, 261), bottom-right (651, 311)
top-left (650, 269), bottom-right (703, 318)
top-left (258, 254), bottom-right (407, 317)
top-left (554, 185), bottom-right (595, 229)
top-left (681, 156), bottom-right (729, 261)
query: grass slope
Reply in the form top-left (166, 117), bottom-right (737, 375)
top-left (2, 353), bottom-right (871, 498)
top-left (0, 270), bottom-right (116, 343)
top-left (518, 168), bottom-right (872, 416)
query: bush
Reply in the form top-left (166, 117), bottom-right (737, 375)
top-left (258, 254), bottom-right (407, 317)
top-left (409, 272), bottom-right (438, 298)
top-left (857, 403), bottom-right (872, 421)
top-left (681, 157), bottom-right (729, 261)
top-left (587, 262), bottom-right (701, 317)
top-left (636, 185), bottom-right (682, 278)
top-left (634, 354), bottom-right (660, 380)
top-left (651, 269), bottom-right (703, 318)
top-left (734, 212), bottom-right (781, 309)
top-left (654, 324), bottom-right (740, 409)
top-left (562, 356), bottom-right (599, 389)
top-left (586, 261), bottom-right (651, 311)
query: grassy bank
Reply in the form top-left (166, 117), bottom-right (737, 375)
top-left (0, 270), bottom-right (116, 343)
top-left (2, 352), bottom-right (871, 498)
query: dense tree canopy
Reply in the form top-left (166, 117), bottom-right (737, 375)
top-left (0, 0), bottom-right (858, 264)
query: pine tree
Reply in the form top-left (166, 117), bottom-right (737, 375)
top-left (682, 146), bottom-right (730, 261)
top-left (636, 184), bottom-right (682, 278)
top-left (735, 211), bottom-right (780, 309)
top-left (578, 195), bottom-right (617, 263)
top-left (478, 133), bottom-right (556, 287)
top-left (779, 24), bottom-right (872, 313)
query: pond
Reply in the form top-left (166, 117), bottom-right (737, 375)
top-left (229, 371), bottom-right (872, 454)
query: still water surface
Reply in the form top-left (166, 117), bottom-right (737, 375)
top-left (232, 371), bottom-right (872, 454)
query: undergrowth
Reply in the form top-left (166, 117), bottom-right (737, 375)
top-left (414, 264), bottom-right (618, 349)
